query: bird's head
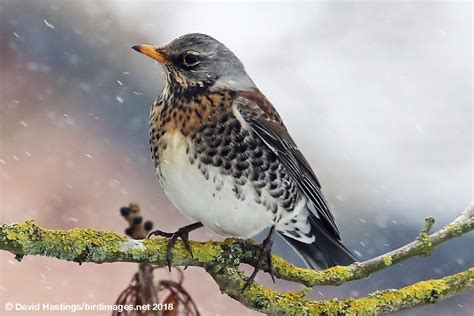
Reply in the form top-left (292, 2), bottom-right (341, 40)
top-left (132, 33), bottom-right (256, 93)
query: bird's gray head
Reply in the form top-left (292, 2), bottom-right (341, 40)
top-left (132, 33), bottom-right (255, 92)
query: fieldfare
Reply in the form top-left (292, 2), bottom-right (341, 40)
top-left (132, 33), bottom-right (355, 288)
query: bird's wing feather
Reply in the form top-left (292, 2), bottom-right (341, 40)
top-left (234, 93), bottom-right (341, 240)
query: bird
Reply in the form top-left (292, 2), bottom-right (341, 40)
top-left (132, 33), bottom-right (355, 287)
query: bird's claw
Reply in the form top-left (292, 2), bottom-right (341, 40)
top-left (242, 227), bottom-right (276, 292)
top-left (148, 228), bottom-right (193, 271)
top-left (148, 222), bottom-right (203, 271)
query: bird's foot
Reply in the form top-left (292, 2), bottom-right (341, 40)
top-left (148, 222), bottom-right (203, 271)
top-left (242, 226), bottom-right (276, 292)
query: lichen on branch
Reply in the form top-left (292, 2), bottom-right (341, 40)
top-left (1, 203), bottom-right (473, 315)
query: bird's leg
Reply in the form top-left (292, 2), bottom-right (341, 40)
top-left (148, 222), bottom-right (204, 271)
top-left (243, 226), bottom-right (276, 291)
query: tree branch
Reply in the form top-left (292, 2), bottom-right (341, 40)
top-left (255, 203), bottom-right (474, 287)
top-left (207, 265), bottom-right (473, 315)
top-left (1, 203), bottom-right (473, 315)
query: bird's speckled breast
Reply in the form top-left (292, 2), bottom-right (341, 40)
top-left (157, 130), bottom-right (274, 237)
top-left (149, 89), bottom-right (304, 238)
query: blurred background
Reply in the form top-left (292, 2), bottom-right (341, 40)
top-left (0, 0), bottom-right (472, 315)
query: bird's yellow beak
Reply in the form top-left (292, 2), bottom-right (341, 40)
top-left (132, 45), bottom-right (167, 63)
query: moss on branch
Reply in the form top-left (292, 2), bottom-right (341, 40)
top-left (0, 219), bottom-right (223, 266)
top-left (1, 203), bottom-right (473, 315)
top-left (208, 266), bottom-right (473, 315)
top-left (239, 203), bottom-right (474, 288)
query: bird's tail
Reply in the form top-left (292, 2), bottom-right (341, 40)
top-left (280, 216), bottom-right (355, 269)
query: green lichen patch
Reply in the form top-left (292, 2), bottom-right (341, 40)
top-left (244, 282), bottom-right (344, 315)
top-left (1, 221), bottom-right (128, 263)
top-left (138, 238), bottom-right (223, 267)
top-left (382, 255), bottom-right (392, 267)
top-left (0, 221), bottom-right (229, 267)
top-left (270, 257), bottom-right (354, 287)
top-left (312, 265), bottom-right (354, 285)
top-left (445, 222), bottom-right (466, 237)
top-left (345, 277), bottom-right (451, 315)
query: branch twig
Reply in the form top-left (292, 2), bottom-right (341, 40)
top-left (258, 203), bottom-right (474, 288)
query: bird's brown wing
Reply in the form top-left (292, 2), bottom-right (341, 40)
top-left (234, 92), bottom-right (341, 240)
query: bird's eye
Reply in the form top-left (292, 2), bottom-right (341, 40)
top-left (182, 52), bottom-right (200, 67)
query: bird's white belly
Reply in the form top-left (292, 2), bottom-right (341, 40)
top-left (158, 133), bottom-right (273, 238)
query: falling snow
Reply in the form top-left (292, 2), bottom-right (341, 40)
top-left (43, 19), bottom-right (55, 29)
top-left (1, 3), bottom-right (471, 313)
